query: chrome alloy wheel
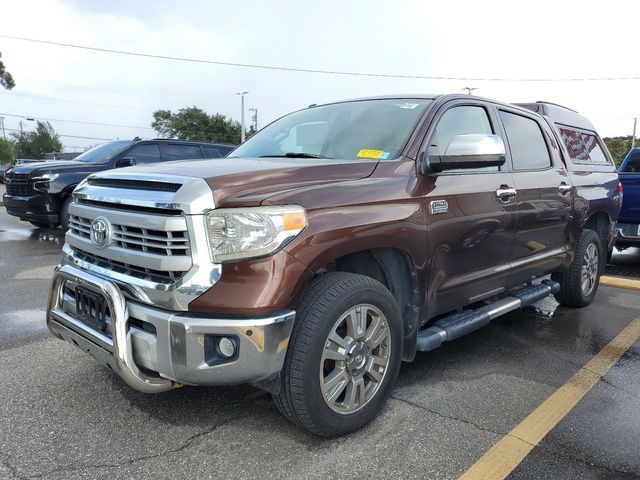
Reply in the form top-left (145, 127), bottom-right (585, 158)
top-left (581, 242), bottom-right (599, 296)
top-left (319, 304), bottom-right (391, 414)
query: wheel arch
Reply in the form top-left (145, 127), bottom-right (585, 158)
top-left (315, 247), bottom-right (421, 362)
top-left (583, 210), bottom-right (612, 252)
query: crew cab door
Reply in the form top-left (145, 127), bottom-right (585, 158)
top-left (495, 107), bottom-right (572, 285)
top-left (421, 101), bottom-right (518, 318)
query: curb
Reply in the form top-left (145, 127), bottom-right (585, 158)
top-left (600, 275), bottom-right (640, 292)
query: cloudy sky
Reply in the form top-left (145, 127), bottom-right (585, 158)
top-left (1, 0), bottom-right (639, 152)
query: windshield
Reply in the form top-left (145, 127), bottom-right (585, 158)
top-left (230, 99), bottom-right (431, 161)
top-left (75, 140), bottom-right (134, 163)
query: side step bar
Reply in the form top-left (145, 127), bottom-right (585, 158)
top-left (416, 280), bottom-right (560, 352)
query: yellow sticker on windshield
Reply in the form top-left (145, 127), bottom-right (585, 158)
top-left (357, 149), bottom-right (385, 159)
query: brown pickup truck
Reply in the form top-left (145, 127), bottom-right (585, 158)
top-left (46, 95), bottom-right (621, 436)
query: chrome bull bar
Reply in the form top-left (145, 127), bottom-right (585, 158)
top-left (47, 264), bottom-right (173, 393)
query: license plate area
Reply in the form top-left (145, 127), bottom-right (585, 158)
top-left (75, 286), bottom-right (108, 332)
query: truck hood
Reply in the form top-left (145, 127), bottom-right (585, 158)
top-left (9, 160), bottom-right (103, 176)
top-left (109, 157), bottom-right (379, 207)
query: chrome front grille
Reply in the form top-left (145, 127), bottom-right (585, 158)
top-left (61, 171), bottom-right (219, 311)
top-left (5, 173), bottom-right (33, 196)
top-left (68, 246), bottom-right (186, 282)
top-left (65, 202), bottom-right (193, 285)
top-left (69, 215), bottom-right (190, 256)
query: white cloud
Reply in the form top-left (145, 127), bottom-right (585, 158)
top-left (0, 0), bottom-right (638, 152)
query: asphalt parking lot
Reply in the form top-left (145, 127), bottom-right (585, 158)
top-left (0, 207), bottom-right (639, 480)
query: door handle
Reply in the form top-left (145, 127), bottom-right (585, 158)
top-left (496, 186), bottom-right (517, 201)
top-left (558, 182), bottom-right (572, 194)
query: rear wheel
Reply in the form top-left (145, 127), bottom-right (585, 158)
top-left (274, 272), bottom-right (402, 437)
top-left (553, 229), bottom-right (603, 307)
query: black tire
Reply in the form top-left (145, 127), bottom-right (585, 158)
top-left (274, 272), bottom-right (402, 437)
top-left (59, 197), bottom-right (72, 230)
top-left (552, 229), bottom-right (603, 307)
top-left (28, 220), bottom-right (52, 229)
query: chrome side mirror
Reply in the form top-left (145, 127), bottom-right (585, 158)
top-left (428, 134), bottom-right (506, 172)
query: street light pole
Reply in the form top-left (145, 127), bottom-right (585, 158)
top-left (236, 91), bottom-right (249, 142)
top-left (0, 116), bottom-right (5, 140)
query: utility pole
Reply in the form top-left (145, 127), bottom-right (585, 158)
top-left (249, 108), bottom-right (258, 131)
top-left (236, 91), bottom-right (249, 142)
top-left (18, 117), bottom-right (34, 136)
top-left (632, 117), bottom-right (637, 150)
top-left (463, 87), bottom-right (477, 95)
top-left (0, 116), bottom-right (5, 140)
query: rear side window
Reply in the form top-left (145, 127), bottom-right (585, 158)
top-left (558, 127), bottom-right (610, 164)
top-left (124, 143), bottom-right (161, 164)
top-left (203, 146), bottom-right (223, 158)
top-left (163, 144), bottom-right (203, 161)
top-left (623, 153), bottom-right (640, 173)
top-left (499, 111), bottom-right (551, 170)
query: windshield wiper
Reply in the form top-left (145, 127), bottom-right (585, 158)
top-left (259, 152), bottom-right (333, 159)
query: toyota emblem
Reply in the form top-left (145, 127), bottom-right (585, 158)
top-left (90, 217), bottom-right (112, 249)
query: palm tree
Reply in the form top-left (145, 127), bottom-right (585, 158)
top-left (0, 52), bottom-right (15, 90)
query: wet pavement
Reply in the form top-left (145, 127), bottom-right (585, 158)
top-left (0, 208), bottom-right (639, 479)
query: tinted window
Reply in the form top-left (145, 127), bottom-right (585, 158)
top-left (499, 111), bottom-right (551, 170)
top-left (559, 127), bottom-right (610, 164)
top-left (75, 141), bottom-right (133, 163)
top-left (163, 144), bottom-right (203, 161)
top-left (430, 105), bottom-right (496, 172)
top-left (124, 143), bottom-right (161, 164)
top-left (623, 153), bottom-right (640, 173)
top-left (203, 146), bottom-right (222, 158)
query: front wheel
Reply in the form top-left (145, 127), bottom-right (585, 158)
top-left (553, 229), bottom-right (603, 307)
top-left (59, 197), bottom-right (72, 230)
top-left (274, 272), bottom-right (402, 437)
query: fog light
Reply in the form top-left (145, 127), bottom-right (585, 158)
top-left (218, 337), bottom-right (236, 358)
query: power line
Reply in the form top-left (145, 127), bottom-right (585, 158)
top-left (2, 34), bottom-right (640, 82)
top-left (21, 78), bottom-right (234, 110)
top-left (0, 112), bottom-right (154, 130)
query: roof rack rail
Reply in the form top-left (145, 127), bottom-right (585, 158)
top-left (535, 101), bottom-right (579, 113)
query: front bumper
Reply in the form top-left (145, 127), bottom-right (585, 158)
top-left (3, 193), bottom-right (60, 224)
top-left (47, 265), bottom-right (295, 392)
top-left (616, 223), bottom-right (640, 247)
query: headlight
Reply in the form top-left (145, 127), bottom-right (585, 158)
top-left (32, 173), bottom-right (60, 192)
top-left (205, 206), bottom-right (307, 263)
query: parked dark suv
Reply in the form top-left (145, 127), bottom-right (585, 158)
top-left (3, 138), bottom-right (235, 228)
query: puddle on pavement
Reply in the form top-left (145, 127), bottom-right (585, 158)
top-left (0, 227), bottom-right (63, 244)
top-left (3, 309), bottom-right (47, 328)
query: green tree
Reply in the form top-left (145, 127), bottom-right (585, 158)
top-left (0, 138), bottom-right (13, 163)
top-left (11, 121), bottom-right (62, 159)
top-left (603, 135), bottom-right (636, 167)
top-left (0, 52), bottom-right (15, 90)
top-left (151, 106), bottom-right (242, 144)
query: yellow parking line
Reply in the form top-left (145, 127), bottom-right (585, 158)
top-left (600, 275), bottom-right (640, 292)
top-left (459, 316), bottom-right (640, 480)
